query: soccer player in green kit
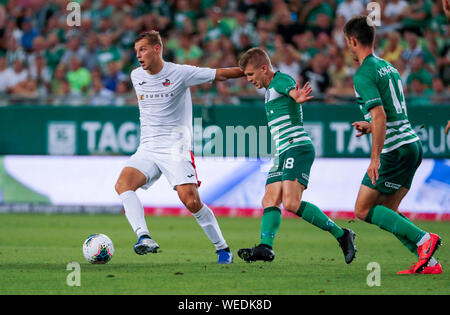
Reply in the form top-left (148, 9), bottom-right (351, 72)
top-left (344, 16), bottom-right (442, 274)
top-left (236, 47), bottom-right (357, 264)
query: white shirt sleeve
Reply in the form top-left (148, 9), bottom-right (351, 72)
top-left (180, 64), bottom-right (216, 87)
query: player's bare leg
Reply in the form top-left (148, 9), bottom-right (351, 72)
top-left (176, 183), bottom-right (203, 213)
top-left (238, 182), bottom-right (281, 263)
top-left (283, 179), bottom-right (356, 264)
top-left (177, 183), bottom-right (232, 263)
top-left (115, 167), bottom-right (159, 254)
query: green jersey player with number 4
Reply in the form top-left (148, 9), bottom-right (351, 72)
top-left (344, 16), bottom-right (442, 274)
top-left (236, 47), bottom-right (357, 264)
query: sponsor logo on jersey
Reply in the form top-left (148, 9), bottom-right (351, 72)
top-left (162, 79), bottom-right (172, 86)
top-left (139, 92), bottom-right (175, 100)
top-left (385, 181), bottom-right (401, 189)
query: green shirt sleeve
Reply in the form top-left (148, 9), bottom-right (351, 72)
top-left (272, 73), bottom-right (296, 97)
top-left (354, 70), bottom-right (383, 111)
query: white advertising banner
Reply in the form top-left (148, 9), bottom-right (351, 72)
top-left (0, 156), bottom-right (448, 219)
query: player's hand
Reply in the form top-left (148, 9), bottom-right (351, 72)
top-left (352, 121), bottom-right (371, 137)
top-left (445, 120), bottom-right (450, 135)
top-left (291, 81), bottom-right (314, 104)
top-left (367, 158), bottom-right (380, 186)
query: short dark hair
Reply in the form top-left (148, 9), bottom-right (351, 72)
top-left (238, 47), bottom-right (272, 70)
top-left (343, 16), bottom-right (376, 47)
top-left (134, 30), bottom-right (163, 47)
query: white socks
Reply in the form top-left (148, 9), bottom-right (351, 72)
top-left (119, 190), bottom-right (150, 238)
top-left (416, 232), bottom-right (430, 246)
top-left (120, 191), bottom-right (227, 251)
top-left (193, 204), bottom-right (228, 250)
top-left (415, 233), bottom-right (438, 267)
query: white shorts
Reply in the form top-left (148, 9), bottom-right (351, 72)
top-left (125, 147), bottom-right (201, 190)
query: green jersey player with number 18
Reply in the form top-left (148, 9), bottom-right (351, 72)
top-left (236, 47), bottom-right (357, 264)
top-left (344, 16), bottom-right (442, 274)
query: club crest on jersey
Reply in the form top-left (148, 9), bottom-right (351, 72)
top-left (162, 79), bottom-right (172, 87)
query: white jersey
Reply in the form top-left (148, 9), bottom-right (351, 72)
top-left (130, 61), bottom-right (216, 153)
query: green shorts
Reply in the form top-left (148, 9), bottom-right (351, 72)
top-left (362, 140), bottom-right (423, 194)
top-left (266, 144), bottom-right (315, 188)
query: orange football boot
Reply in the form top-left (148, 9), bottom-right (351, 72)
top-left (398, 262), bottom-right (443, 274)
top-left (413, 233), bottom-right (442, 273)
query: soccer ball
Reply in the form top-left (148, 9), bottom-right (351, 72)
top-left (82, 233), bottom-right (114, 264)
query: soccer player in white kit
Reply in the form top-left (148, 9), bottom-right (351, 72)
top-left (115, 31), bottom-right (244, 264)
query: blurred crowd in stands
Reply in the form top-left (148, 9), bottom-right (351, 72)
top-left (0, 0), bottom-right (448, 106)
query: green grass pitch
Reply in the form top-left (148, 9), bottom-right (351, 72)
top-left (0, 213), bottom-right (448, 295)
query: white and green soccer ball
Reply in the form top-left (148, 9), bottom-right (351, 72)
top-left (82, 233), bottom-right (114, 264)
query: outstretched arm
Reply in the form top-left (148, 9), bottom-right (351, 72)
top-left (214, 67), bottom-right (245, 81)
top-left (289, 81), bottom-right (314, 104)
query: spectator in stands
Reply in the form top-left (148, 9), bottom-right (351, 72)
top-left (406, 55), bottom-right (433, 93)
top-left (0, 0), bottom-right (447, 106)
top-left (9, 77), bottom-right (38, 99)
top-left (67, 57), bottom-right (91, 95)
top-left (20, 17), bottom-right (38, 52)
top-left (50, 63), bottom-right (67, 96)
top-left (383, 0), bottom-right (409, 28)
top-left (274, 7), bottom-right (303, 45)
top-left (103, 61), bottom-right (127, 93)
top-left (61, 36), bottom-right (87, 65)
top-left (336, 0), bottom-right (365, 22)
top-left (26, 35), bottom-right (46, 72)
top-left (292, 31), bottom-right (316, 67)
top-left (174, 31), bottom-right (203, 65)
top-left (256, 29), bottom-right (275, 56)
top-left (118, 13), bottom-right (138, 51)
top-left (82, 33), bottom-right (100, 71)
top-left (173, 0), bottom-right (197, 30)
top-left (401, 31), bottom-right (424, 66)
top-left (430, 76), bottom-right (448, 102)
top-left (331, 14), bottom-right (347, 49)
top-left (271, 35), bottom-right (302, 81)
top-left (407, 77), bottom-right (434, 106)
top-left (300, 0), bottom-right (334, 36)
top-left (204, 6), bottom-right (232, 41)
top-left (215, 81), bottom-right (240, 105)
top-left (96, 33), bottom-right (122, 74)
top-left (231, 11), bottom-right (259, 50)
top-left (4, 36), bottom-right (26, 66)
top-left (300, 53), bottom-right (331, 96)
top-left (400, 0), bottom-right (433, 35)
top-left (4, 59), bottom-right (29, 93)
top-left (114, 79), bottom-right (134, 106)
top-left (328, 52), bottom-right (352, 92)
top-left (0, 56), bottom-right (9, 94)
top-left (29, 55), bottom-right (51, 97)
top-left (89, 76), bottom-right (114, 106)
top-left (381, 31), bottom-right (404, 65)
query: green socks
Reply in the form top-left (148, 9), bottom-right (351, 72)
top-left (260, 207), bottom-right (282, 247)
top-left (395, 213), bottom-right (419, 257)
top-left (366, 205), bottom-right (426, 246)
top-left (296, 201), bottom-right (345, 239)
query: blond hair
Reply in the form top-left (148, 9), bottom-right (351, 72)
top-left (238, 47), bottom-right (272, 70)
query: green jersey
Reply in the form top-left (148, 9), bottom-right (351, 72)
top-left (353, 54), bottom-right (420, 154)
top-left (265, 71), bottom-right (313, 156)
